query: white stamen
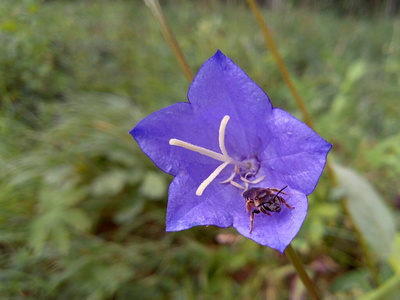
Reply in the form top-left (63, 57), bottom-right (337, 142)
top-left (196, 161), bottom-right (230, 196)
top-left (235, 165), bottom-right (240, 174)
top-left (219, 115), bottom-right (230, 157)
top-left (229, 180), bottom-right (246, 190)
top-left (220, 170), bottom-right (236, 184)
top-left (169, 139), bottom-right (228, 163)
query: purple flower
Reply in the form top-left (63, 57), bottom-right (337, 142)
top-left (131, 50), bottom-right (331, 253)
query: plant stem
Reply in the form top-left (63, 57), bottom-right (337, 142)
top-left (285, 244), bottom-right (320, 300)
top-left (144, 0), bottom-right (194, 82)
top-left (246, 0), bottom-right (338, 184)
top-left (247, 0), bottom-right (380, 286)
top-left (247, 0), bottom-right (314, 128)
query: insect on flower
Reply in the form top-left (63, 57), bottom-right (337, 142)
top-left (243, 186), bottom-right (294, 233)
top-left (131, 50), bottom-right (332, 252)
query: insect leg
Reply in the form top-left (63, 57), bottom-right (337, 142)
top-left (249, 210), bottom-right (260, 233)
top-left (269, 186), bottom-right (288, 195)
top-left (280, 197), bottom-right (295, 209)
top-left (246, 199), bottom-right (255, 213)
top-left (259, 206), bottom-right (272, 215)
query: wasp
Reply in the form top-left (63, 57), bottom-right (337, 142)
top-left (242, 186), bottom-right (295, 233)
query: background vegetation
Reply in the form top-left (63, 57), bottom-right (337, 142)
top-left (0, 0), bottom-right (399, 299)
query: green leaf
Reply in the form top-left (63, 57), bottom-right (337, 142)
top-left (332, 163), bottom-right (396, 258)
top-left (388, 234), bottom-right (400, 274)
top-left (39, 185), bottom-right (88, 207)
top-left (114, 200), bottom-right (144, 224)
top-left (345, 60), bottom-right (367, 86)
top-left (90, 170), bottom-right (127, 197)
top-left (62, 208), bottom-right (91, 232)
top-left (331, 268), bottom-right (372, 294)
top-left (139, 171), bottom-right (168, 200)
top-left (30, 209), bottom-right (69, 254)
top-left (358, 273), bottom-right (400, 300)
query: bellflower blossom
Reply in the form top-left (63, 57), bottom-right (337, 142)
top-left (131, 50), bottom-right (331, 253)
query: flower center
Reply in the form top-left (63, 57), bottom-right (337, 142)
top-left (239, 158), bottom-right (260, 177)
top-left (169, 115), bottom-right (264, 196)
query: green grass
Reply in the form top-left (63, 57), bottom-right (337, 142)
top-left (0, 0), bottom-right (399, 299)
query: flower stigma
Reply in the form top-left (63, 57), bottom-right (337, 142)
top-left (169, 115), bottom-right (264, 196)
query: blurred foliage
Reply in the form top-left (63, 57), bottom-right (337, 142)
top-left (0, 0), bottom-right (399, 299)
top-left (289, 0), bottom-right (399, 17)
top-left (333, 163), bottom-right (396, 259)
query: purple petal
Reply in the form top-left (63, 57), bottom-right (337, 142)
top-left (167, 174), bottom-right (306, 253)
top-left (260, 108), bottom-right (332, 195)
top-left (132, 102), bottom-right (221, 178)
top-left (166, 175), bottom-right (239, 230)
top-left (234, 191), bottom-right (307, 253)
top-left (188, 50), bottom-right (273, 155)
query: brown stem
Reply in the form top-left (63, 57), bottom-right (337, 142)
top-left (144, 0), bottom-right (194, 82)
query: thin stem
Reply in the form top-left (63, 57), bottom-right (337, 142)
top-left (246, 0), bottom-right (341, 186)
top-left (285, 244), bottom-right (320, 300)
top-left (247, 0), bottom-right (379, 285)
top-left (247, 0), bottom-right (314, 128)
top-left (144, 0), bottom-right (194, 82)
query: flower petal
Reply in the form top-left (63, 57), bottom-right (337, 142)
top-left (166, 174), bottom-right (240, 231)
top-left (166, 173), bottom-right (306, 253)
top-left (233, 191), bottom-right (308, 253)
top-left (260, 108), bottom-right (332, 195)
top-left (188, 50), bottom-right (273, 155)
top-left (132, 102), bottom-right (225, 178)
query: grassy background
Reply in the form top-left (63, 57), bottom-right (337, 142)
top-left (0, 0), bottom-right (399, 299)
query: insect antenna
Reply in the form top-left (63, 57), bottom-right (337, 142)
top-left (273, 185), bottom-right (288, 200)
